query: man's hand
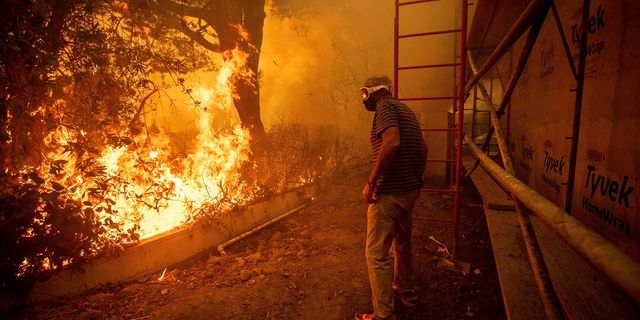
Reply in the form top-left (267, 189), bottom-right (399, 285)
top-left (364, 126), bottom-right (399, 204)
top-left (362, 181), bottom-right (377, 203)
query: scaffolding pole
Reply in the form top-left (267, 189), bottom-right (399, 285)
top-left (464, 0), bottom-right (552, 93)
top-left (551, 1), bottom-right (578, 80)
top-left (464, 135), bottom-right (640, 305)
top-left (468, 52), bottom-right (565, 320)
top-left (453, 0), bottom-right (468, 257)
top-left (564, 0), bottom-right (590, 213)
top-left (466, 5), bottom-right (548, 177)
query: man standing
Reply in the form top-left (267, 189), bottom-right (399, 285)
top-left (355, 75), bottom-right (426, 320)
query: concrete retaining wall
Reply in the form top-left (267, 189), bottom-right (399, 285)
top-left (5, 183), bottom-right (318, 307)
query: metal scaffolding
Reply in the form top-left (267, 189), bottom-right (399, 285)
top-left (396, 0), bottom-right (640, 308)
top-left (462, 0), bottom-right (640, 309)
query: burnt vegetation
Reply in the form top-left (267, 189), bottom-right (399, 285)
top-left (0, 0), bottom-right (355, 295)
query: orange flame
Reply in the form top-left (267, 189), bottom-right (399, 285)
top-left (42, 45), bottom-right (256, 241)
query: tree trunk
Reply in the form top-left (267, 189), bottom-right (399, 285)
top-left (238, 0), bottom-right (267, 151)
top-left (153, 0), bottom-right (268, 151)
top-left (212, 0), bottom-right (267, 152)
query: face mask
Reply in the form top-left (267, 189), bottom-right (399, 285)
top-left (363, 97), bottom-right (377, 112)
top-left (359, 84), bottom-right (392, 112)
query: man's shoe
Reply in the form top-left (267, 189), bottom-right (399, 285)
top-left (393, 289), bottom-right (419, 308)
top-left (355, 312), bottom-right (396, 320)
top-left (354, 313), bottom-right (378, 320)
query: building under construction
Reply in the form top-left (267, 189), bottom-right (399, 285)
top-left (394, 0), bottom-right (640, 318)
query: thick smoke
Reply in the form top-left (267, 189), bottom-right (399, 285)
top-left (260, 0), bottom-right (394, 149)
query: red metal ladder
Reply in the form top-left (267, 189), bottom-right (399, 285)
top-left (393, 0), bottom-right (468, 256)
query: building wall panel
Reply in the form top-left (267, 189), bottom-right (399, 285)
top-left (508, 0), bottom-right (639, 259)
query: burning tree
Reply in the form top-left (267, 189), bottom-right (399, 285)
top-left (0, 0), bottom-right (353, 295)
top-left (126, 0), bottom-right (268, 145)
top-left (0, 0), bottom-right (264, 293)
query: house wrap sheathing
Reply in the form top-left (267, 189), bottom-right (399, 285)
top-left (506, 0), bottom-right (639, 259)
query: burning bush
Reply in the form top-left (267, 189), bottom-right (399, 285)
top-left (0, 171), bottom-right (136, 295)
top-left (0, 121), bottom-right (359, 295)
top-left (0, 0), bottom-right (239, 294)
top-left (0, 0), bottom-right (363, 296)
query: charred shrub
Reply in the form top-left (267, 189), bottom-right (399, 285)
top-left (257, 123), bottom-right (361, 193)
top-left (0, 171), bottom-right (137, 296)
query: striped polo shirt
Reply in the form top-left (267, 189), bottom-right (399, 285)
top-left (370, 98), bottom-right (426, 193)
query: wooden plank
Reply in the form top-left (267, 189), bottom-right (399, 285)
top-left (462, 157), bottom-right (514, 211)
top-left (530, 217), bottom-right (640, 320)
top-left (484, 209), bottom-right (546, 320)
top-left (463, 156), bottom-right (546, 320)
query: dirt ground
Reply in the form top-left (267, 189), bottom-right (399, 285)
top-left (5, 170), bottom-right (505, 320)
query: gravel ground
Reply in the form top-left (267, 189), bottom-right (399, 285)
top-left (5, 170), bottom-right (505, 320)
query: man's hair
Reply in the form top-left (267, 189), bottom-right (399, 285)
top-left (363, 75), bottom-right (393, 88)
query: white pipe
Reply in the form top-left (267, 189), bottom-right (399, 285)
top-left (217, 203), bottom-right (310, 255)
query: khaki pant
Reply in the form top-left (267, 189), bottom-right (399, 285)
top-left (365, 190), bottom-right (419, 319)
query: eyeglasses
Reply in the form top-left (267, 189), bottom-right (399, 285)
top-left (359, 85), bottom-right (392, 100)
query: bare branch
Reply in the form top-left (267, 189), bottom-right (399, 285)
top-left (154, 0), bottom-right (208, 20)
top-left (163, 13), bottom-right (220, 52)
top-left (129, 88), bottom-right (158, 129)
top-left (143, 0), bottom-right (221, 52)
top-left (153, 0), bottom-right (232, 38)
